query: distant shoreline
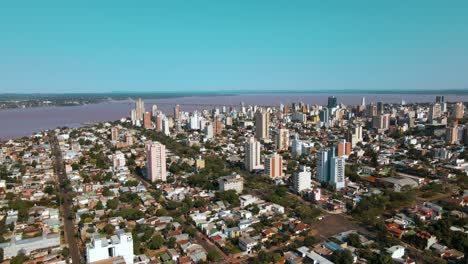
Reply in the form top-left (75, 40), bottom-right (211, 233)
top-left (1, 91), bottom-right (467, 111)
top-left (1, 88), bottom-right (468, 97)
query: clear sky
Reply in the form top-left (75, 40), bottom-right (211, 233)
top-left (1, 0), bottom-right (467, 93)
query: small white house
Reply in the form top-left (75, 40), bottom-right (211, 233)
top-left (386, 245), bottom-right (405, 259)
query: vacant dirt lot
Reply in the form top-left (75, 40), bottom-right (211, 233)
top-left (310, 214), bottom-right (374, 240)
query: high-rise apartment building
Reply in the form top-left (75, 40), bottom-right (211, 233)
top-left (292, 166), bottom-right (311, 193)
top-left (255, 111), bottom-right (269, 140)
top-left (275, 125), bottom-right (289, 151)
top-left (111, 127), bottom-right (119, 141)
top-left (317, 148), bottom-right (345, 189)
top-left (146, 142), bottom-right (167, 182)
top-left (143, 112), bottom-right (152, 129)
top-left (245, 137), bottom-right (261, 172)
top-left (453, 102), bottom-right (464, 119)
top-left (264, 153), bottom-right (283, 178)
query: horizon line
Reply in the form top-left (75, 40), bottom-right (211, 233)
top-left (1, 88), bottom-right (468, 96)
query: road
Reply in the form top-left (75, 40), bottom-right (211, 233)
top-left (51, 134), bottom-right (81, 264)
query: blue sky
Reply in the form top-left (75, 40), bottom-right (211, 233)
top-left (0, 0), bottom-right (467, 93)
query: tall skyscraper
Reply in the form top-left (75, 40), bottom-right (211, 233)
top-left (204, 122), bottom-right (214, 139)
top-left (354, 125), bottom-right (363, 141)
top-left (377, 102), bottom-right (384, 114)
top-left (317, 149), bottom-right (333, 183)
top-left (174, 104), bottom-right (181, 120)
top-left (446, 125), bottom-right (458, 144)
top-left (429, 103), bottom-right (442, 122)
top-left (337, 139), bottom-right (351, 157)
top-left (143, 112), bottom-right (152, 129)
top-left (372, 114), bottom-right (390, 131)
top-left (436, 96), bottom-right (445, 104)
top-left (126, 132), bottom-right (134, 146)
top-left (292, 166), bottom-right (311, 193)
top-left (264, 153), bottom-right (283, 178)
top-left (213, 119), bottom-right (224, 135)
top-left (152, 105), bottom-right (158, 117)
top-left (361, 97), bottom-right (366, 106)
top-left (111, 127), bottom-right (119, 141)
top-left (317, 148), bottom-right (345, 189)
top-left (146, 142), bottom-right (167, 182)
top-left (255, 111), bottom-right (269, 141)
top-left (275, 125), bottom-right (289, 151)
top-left (453, 102), bottom-right (464, 119)
top-left (155, 113), bottom-right (164, 132)
top-left (245, 137), bottom-right (261, 172)
top-left (327, 96), bottom-right (337, 109)
top-left (330, 156), bottom-right (346, 189)
top-left (367, 104), bottom-right (377, 117)
top-left (130, 109), bottom-right (137, 125)
top-left (135, 98), bottom-right (145, 120)
top-left (319, 108), bottom-right (329, 123)
top-left (161, 116), bottom-right (170, 136)
top-left (291, 134), bottom-right (303, 156)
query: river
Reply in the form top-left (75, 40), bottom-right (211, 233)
top-left (0, 93), bottom-right (466, 140)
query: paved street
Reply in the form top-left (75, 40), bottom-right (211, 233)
top-left (51, 135), bottom-right (81, 264)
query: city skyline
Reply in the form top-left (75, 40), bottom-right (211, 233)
top-left (1, 1), bottom-right (468, 93)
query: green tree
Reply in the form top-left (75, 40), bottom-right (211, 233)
top-left (347, 233), bottom-right (361, 248)
top-left (184, 227), bottom-right (197, 237)
top-left (61, 247), bottom-right (70, 259)
top-left (102, 187), bottom-right (112, 197)
top-left (10, 254), bottom-right (28, 264)
top-left (102, 224), bottom-right (115, 235)
top-left (44, 185), bottom-right (55, 195)
top-left (148, 234), bottom-right (164, 249)
top-left (124, 180), bottom-right (139, 187)
top-left (331, 249), bottom-right (354, 264)
top-left (107, 199), bottom-right (118, 210)
top-left (207, 250), bottom-right (222, 262)
top-left (167, 237), bottom-right (177, 248)
top-left (95, 201), bottom-right (104, 210)
top-left (215, 190), bottom-right (239, 206)
top-left (303, 236), bottom-right (316, 247)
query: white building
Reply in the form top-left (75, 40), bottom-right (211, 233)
top-left (239, 194), bottom-right (260, 208)
top-left (291, 134), bottom-right (302, 156)
top-left (255, 111), bottom-right (269, 140)
top-left (386, 245), bottom-right (405, 259)
top-left (238, 236), bottom-right (258, 254)
top-left (218, 174), bottom-right (244, 193)
top-left (204, 122), bottom-right (214, 139)
top-left (293, 166), bottom-right (311, 193)
top-left (245, 137), bottom-right (262, 172)
top-left (112, 152), bottom-right (126, 168)
top-left (86, 231), bottom-right (134, 264)
top-left (189, 111), bottom-right (202, 130)
top-left (0, 233), bottom-right (60, 260)
top-left (330, 156), bottom-right (346, 189)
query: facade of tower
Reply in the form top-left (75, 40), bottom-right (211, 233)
top-left (453, 102), bottom-right (464, 119)
top-left (293, 166), bottom-right (311, 193)
top-left (245, 137), bottom-right (261, 172)
top-left (255, 111), bottom-right (269, 140)
top-left (327, 96), bottom-right (337, 109)
top-left (146, 142), bottom-right (167, 182)
top-left (174, 104), bottom-right (181, 120)
top-left (275, 125), bottom-right (290, 151)
top-left (143, 112), bottom-right (152, 129)
top-left (264, 153), bottom-right (283, 178)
